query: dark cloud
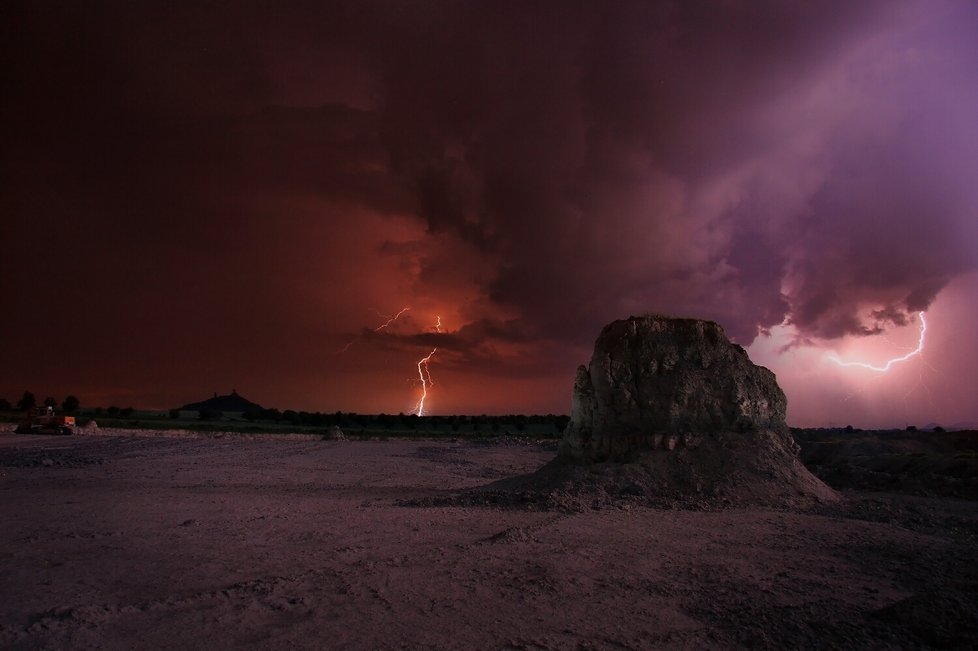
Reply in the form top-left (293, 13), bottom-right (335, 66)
top-left (363, 0), bottom-right (978, 345)
top-left (2, 0), bottom-right (977, 418)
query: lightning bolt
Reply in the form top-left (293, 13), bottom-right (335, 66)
top-left (414, 315), bottom-right (443, 416)
top-left (339, 308), bottom-right (444, 414)
top-left (374, 307), bottom-right (411, 332)
top-left (827, 311), bottom-right (927, 372)
top-left (336, 306), bottom-right (411, 353)
top-left (415, 348), bottom-right (437, 416)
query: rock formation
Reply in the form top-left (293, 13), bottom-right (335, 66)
top-left (556, 314), bottom-right (836, 505)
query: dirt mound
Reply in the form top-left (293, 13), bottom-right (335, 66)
top-left (416, 449), bottom-right (834, 512)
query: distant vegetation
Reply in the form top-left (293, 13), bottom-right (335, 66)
top-left (794, 426), bottom-right (978, 500)
top-left (0, 390), bottom-right (569, 439)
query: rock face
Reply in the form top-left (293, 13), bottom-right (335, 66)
top-left (558, 314), bottom-right (836, 505)
top-left (561, 315), bottom-right (786, 460)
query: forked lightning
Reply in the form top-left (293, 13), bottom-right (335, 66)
top-left (827, 311), bottom-right (927, 372)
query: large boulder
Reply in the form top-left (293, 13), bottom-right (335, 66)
top-left (557, 314), bottom-right (836, 505)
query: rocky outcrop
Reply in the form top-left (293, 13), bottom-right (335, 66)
top-left (556, 314), bottom-right (836, 506)
top-left (561, 315), bottom-right (786, 461)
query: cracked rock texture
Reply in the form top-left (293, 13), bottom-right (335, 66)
top-left (559, 314), bottom-right (836, 505)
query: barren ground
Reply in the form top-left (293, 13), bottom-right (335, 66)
top-left (2, 429), bottom-right (977, 649)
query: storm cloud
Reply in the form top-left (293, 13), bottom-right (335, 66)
top-left (2, 0), bottom-right (976, 421)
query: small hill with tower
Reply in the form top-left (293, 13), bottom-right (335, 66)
top-left (177, 390), bottom-right (263, 413)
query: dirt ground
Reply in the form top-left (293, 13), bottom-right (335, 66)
top-left (2, 429), bottom-right (977, 650)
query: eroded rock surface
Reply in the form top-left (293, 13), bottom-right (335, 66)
top-left (561, 315), bottom-right (785, 460)
top-left (557, 314), bottom-right (836, 505)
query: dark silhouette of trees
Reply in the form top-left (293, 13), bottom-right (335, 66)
top-left (43, 396), bottom-right (57, 409)
top-left (282, 410), bottom-right (301, 425)
top-left (16, 391), bottom-right (36, 412)
top-left (71, 398), bottom-right (571, 437)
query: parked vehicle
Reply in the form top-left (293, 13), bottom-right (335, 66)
top-left (15, 405), bottom-right (75, 435)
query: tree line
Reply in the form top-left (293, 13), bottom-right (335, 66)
top-left (232, 409), bottom-right (570, 433)
top-left (0, 391), bottom-right (81, 413)
top-left (1, 391), bottom-right (570, 433)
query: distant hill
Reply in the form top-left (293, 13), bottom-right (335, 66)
top-left (949, 421), bottom-right (978, 432)
top-left (922, 421), bottom-right (977, 432)
top-left (178, 390), bottom-right (263, 413)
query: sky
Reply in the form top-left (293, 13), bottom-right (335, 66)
top-left (2, 0), bottom-right (977, 427)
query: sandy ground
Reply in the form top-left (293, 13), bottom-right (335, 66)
top-left (1, 430), bottom-right (977, 650)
